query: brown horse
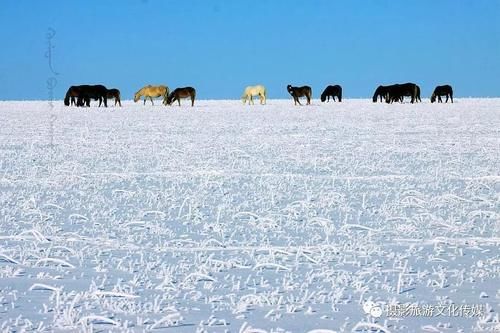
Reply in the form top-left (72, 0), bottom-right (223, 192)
top-left (107, 88), bottom-right (122, 106)
top-left (134, 85), bottom-right (169, 105)
top-left (65, 85), bottom-right (108, 107)
top-left (166, 87), bottom-right (196, 106)
top-left (287, 85), bottom-right (312, 105)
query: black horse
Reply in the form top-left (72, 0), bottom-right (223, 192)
top-left (320, 85), bottom-right (342, 102)
top-left (65, 85), bottom-right (108, 107)
top-left (388, 83), bottom-right (421, 104)
top-left (431, 85), bottom-right (453, 103)
top-left (166, 87), bottom-right (196, 106)
top-left (373, 83), bottom-right (421, 104)
top-left (287, 85), bottom-right (312, 105)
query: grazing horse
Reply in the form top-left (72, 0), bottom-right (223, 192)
top-left (287, 85), bottom-right (312, 105)
top-left (320, 85), bottom-right (342, 102)
top-left (166, 87), bottom-right (196, 106)
top-left (373, 83), bottom-right (421, 104)
top-left (65, 85), bottom-right (108, 107)
top-left (431, 85), bottom-right (453, 103)
top-left (107, 88), bottom-right (122, 107)
top-left (388, 83), bottom-right (421, 104)
top-left (134, 85), bottom-right (169, 105)
top-left (242, 85), bottom-right (267, 105)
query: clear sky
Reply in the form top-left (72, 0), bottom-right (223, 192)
top-left (0, 0), bottom-right (499, 100)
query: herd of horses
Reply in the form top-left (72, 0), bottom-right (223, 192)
top-left (372, 83), bottom-right (453, 104)
top-left (64, 83), bottom-right (453, 107)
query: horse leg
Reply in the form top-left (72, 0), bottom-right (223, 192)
top-left (143, 97), bottom-right (146, 105)
top-left (191, 95), bottom-right (195, 107)
top-left (450, 93), bottom-right (453, 103)
top-left (150, 96), bottom-right (154, 106)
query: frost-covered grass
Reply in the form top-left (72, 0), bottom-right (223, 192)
top-left (0, 99), bottom-right (498, 332)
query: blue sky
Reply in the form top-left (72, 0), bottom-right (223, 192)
top-left (0, 0), bottom-right (499, 100)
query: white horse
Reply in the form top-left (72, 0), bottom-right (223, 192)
top-left (242, 85), bottom-right (267, 105)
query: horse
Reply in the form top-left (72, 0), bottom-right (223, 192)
top-left (320, 85), bottom-right (342, 102)
top-left (65, 85), bottom-right (108, 107)
top-left (134, 85), bottom-right (169, 105)
top-left (106, 88), bottom-right (122, 107)
top-left (166, 87), bottom-right (196, 106)
top-left (431, 85), bottom-right (453, 103)
top-left (388, 83), bottom-right (421, 104)
top-left (242, 85), bottom-right (267, 105)
top-left (287, 85), bottom-right (312, 105)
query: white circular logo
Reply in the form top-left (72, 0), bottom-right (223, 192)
top-left (363, 300), bottom-right (383, 318)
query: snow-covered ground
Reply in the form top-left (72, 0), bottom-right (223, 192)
top-left (0, 99), bottom-right (498, 332)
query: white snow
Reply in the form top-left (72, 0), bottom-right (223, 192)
top-left (0, 98), bottom-right (499, 332)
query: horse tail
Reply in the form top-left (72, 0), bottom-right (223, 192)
top-left (338, 86), bottom-right (342, 102)
top-left (162, 86), bottom-right (170, 105)
top-left (191, 88), bottom-right (196, 106)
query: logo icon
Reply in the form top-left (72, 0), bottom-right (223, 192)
top-left (363, 300), bottom-right (383, 318)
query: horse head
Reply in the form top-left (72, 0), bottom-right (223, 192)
top-left (133, 91), bottom-right (141, 102)
top-left (165, 92), bottom-right (174, 105)
top-left (430, 93), bottom-right (436, 103)
top-left (287, 85), bottom-right (293, 94)
top-left (320, 92), bottom-right (327, 102)
top-left (372, 86), bottom-right (382, 102)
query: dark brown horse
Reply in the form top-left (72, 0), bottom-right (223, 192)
top-left (287, 85), bottom-right (312, 105)
top-left (431, 85), bottom-right (453, 103)
top-left (373, 83), bottom-right (421, 104)
top-left (320, 85), bottom-right (342, 102)
top-left (65, 85), bottom-right (108, 107)
top-left (388, 83), bottom-right (421, 104)
top-left (166, 87), bottom-right (196, 106)
top-left (107, 88), bottom-right (122, 106)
